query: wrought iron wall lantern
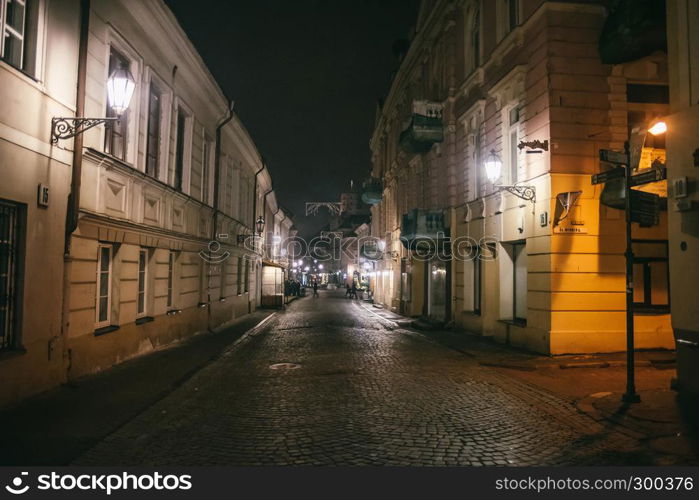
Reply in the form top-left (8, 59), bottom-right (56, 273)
top-left (51, 67), bottom-right (136, 144)
top-left (255, 215), bottom-right (266, 236)
top-left (484, 150), bottom-right (536, 203)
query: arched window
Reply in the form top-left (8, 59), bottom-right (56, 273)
top-left (465, 3), bottom-right (481, 75)
top-left (471, 5), bottom-right (480, 71)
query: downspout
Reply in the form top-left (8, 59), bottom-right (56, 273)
top-left (64, 0), bottom-right (90, 253)
top-left (212, 100), bottom-right (235, 241)
top-left (61, 0), bottom-right (90, 379)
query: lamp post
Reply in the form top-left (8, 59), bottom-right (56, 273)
top-left (484, 149), bottom-right (536, 203)
top-left (51, 67), bottom-right (136, 143)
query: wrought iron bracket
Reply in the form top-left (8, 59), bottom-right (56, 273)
top-left (51, 117), bottom-right (119, 144)
top-left (517, 139), bottom-right (549, 151)
top-left (496, 185), bottom-right (536, 203)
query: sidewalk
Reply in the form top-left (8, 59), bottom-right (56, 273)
top-left (0, 310), bottom-right (272, 466)
top-left (364, 303), bottom-right (699, 465)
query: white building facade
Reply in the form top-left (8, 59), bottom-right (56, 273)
top-left (0, 0), bottom-right (287, 406)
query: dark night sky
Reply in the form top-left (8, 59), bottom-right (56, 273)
top-left (165, 0), bottom-right (420, 237)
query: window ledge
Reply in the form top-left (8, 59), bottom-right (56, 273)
top-left (0, 347), bottom-right (27, 361)
top-left (135, 316), bottom-right (154, 325)
top-left (94, 325), bottom-right (120, 337)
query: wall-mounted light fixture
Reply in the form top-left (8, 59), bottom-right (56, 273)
top-left (484, 150), bottom-right (536, 203)
top-left (256, 215), bottom-right (265, 235)
top-left (51, 67), bottom-right (136, 143)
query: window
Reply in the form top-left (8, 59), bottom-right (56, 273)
top-left (244, 259), bottom-right (250, 293)
top-left (632, 240), bottom-right (669, 313)
top-left (508, 106), bottom-right (520, 183)
top-left (507, 0), bottom-right (519, 31)
top-left (202, 135), bottom-right (213, 204)
top-left (173, 108), bottom-right (189, 191)
top-left (104, 47), bottom-right (130, 160)
top-left (0, 200), bottom-right (24, 350)
top-left (464, 246), bottom-right (482, 315)
top-left (146, 83), bottom-right (161, 178)
top-left (500, 241), bottom-right (526, 324)
top-left (497, 0), bottom-right (519, 41)
top-left (137, 249), bottom-right (147, 317)
top-left (96, 245), bottom-right (113, 327)
top-left (1, 0), bottom-right (40, 77)
top-left (219, 261), bottom-right (227, 300)
top-left (166, 250), bottom-right (175, 308)
top-left (236, 256), bottom-right (243, 295)
top-left (468, 5), bottom-right (481, 73)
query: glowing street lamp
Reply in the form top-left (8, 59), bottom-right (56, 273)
top-left (484, 149), bottom-right (536, 203)
top-left (484, 150), bottom-right (503, 184)
top-left (52, 67), bottom-right (136, 143)
top-left (106, 67), bottom-right (136, 116)
top-left (648, 120), bottom-right (667, 136)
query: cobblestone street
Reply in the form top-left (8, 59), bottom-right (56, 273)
top-left (72, 290), bottom-right (664, 466)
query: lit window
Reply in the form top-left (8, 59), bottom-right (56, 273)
top-left (137, 249), bottom-right (147, 317)
top-left (146, 83), bottom-right (161, 178)
top-left (508, 106), bottom-right (520, 183)
top-left (96, 245), bottom-right (113, 326)
top-left (167, 251), bottom-right (175, 308)
top-left (1, 0), bottom-right (40, 77)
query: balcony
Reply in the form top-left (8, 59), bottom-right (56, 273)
top-left (361, 177), bottom-right (383, 205)
top-left (400, 209), bottom-right (448, 251)
top-left (399, 100), bottom-right (444, 154)
top-left (360, 240), bottom-right (383, 260)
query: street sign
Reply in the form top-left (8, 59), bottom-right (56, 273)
top-left (599, 149), bottom-right (628, 165)
top-left (629, 167), bottom-right (666, 187)
top-left (630, 190), bottom-right (660, 227)
top-left (592, 166), bottom-right (625, 185)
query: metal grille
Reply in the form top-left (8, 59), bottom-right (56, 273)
top-left (0, 201), bottom-right (20, 350)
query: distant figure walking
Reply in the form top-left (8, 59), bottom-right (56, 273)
top-left (312, 281), bottom-right (319, 297)
top-left (350, 282), bottom-right (358, 299)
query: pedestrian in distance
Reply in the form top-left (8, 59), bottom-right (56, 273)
top-left (350, 282), bottom-right (358, 299)
top-left (313, 281), bottom-right (319, 297)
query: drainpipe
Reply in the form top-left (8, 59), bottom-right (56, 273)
top-left (212, 100), bottom-right (235, 241)
top-left (60, 0), bottom-right (90, 380)
top-left (64, 0), bottom-right (90, 253)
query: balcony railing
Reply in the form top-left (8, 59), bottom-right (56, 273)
top-left (399, 100), bottom-right (444, 154)
top-left (399, 209), bottom-right (448, 251)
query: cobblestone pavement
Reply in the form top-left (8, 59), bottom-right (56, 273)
top-left (77, 291), bottom-right (654, 466)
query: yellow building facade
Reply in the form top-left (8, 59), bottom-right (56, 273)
top-left (368, 0), bottom-right (673, 355)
